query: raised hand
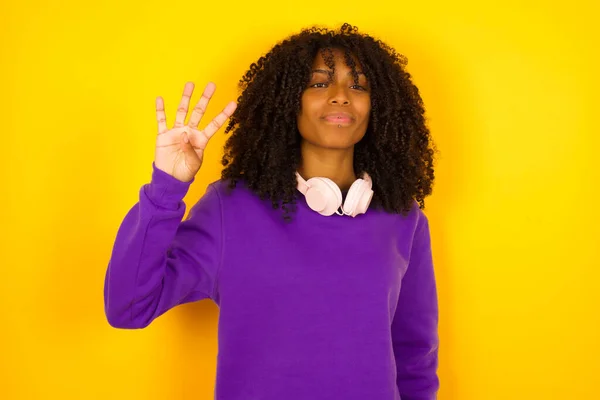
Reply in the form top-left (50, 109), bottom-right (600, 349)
top-left (154, 81), bottom-right (237, 182)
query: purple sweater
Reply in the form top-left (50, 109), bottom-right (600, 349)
top-left (104, 162), bottom-right (439, 400)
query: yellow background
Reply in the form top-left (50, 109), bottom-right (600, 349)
top-left (1, 0), bottom-right (598, 398)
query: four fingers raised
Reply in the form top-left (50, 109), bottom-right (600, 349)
top-left (155, 81), bottom-right (236, 138)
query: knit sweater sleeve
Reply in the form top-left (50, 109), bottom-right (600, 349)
top-left (103, 162), bottom-right (223, 329)
top-left (392, 210), bottom-right (440, 399)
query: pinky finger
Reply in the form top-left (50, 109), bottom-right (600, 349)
top-left (156, 96), bottom-right (168, 134)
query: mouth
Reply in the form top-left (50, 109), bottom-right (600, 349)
top-left (322, 112), bottom-right (354, 125)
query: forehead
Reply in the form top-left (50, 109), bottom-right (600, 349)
top-left (311, 47), bottom-right (363, 70)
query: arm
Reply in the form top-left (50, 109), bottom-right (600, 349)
top-left (103, 162), bottom-right (223, 329)
top-left (392, 211), bottom-right (440, 399)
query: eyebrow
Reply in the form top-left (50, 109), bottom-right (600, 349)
top-left (312, 69), bottom-right (366, 77)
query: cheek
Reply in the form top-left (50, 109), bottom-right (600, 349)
top-left (298, 96), bottom-right (320, 123)
top-left (360, 98), bottom-right (372, 119)
top-left (297, 96), bottom-right (317, 134)
top-left (358, 106), bottom-right (372, 129)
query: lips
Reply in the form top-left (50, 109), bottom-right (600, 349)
top-left (323, 112), bottom-right (354, 123)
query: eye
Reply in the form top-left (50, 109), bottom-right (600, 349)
top-left (310, 82), bottom-right (328, 88)
top-left (351, 84), bottom-right (368, 91)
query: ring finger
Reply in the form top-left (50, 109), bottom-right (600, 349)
top-left (174, 82), bottom-right (194, 128)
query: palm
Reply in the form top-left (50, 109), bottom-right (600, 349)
top-left (154, 82), bottom-right (237, 182)
top-left (155, 125), bottom-right (209, 182)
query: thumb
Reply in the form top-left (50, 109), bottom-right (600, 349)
top-left (182, 128), bottom-right (190, 144)
top-left (180, 129), bottom-right (195, 154)
top-left (180, 129), bottom-right (202, 166)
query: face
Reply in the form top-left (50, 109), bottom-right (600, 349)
top-left (297, 48), bottom-right (371, 150)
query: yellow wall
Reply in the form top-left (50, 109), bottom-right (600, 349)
top-left (1, 0), bottom-right (598, 398)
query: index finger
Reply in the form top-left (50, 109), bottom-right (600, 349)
top-left (202, 101), bottom-right (237, 140)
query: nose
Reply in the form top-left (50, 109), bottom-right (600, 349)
top-left (327, 84), bottom-right (350, 106)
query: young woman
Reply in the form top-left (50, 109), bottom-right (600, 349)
top-left (104, 23), bottom-right (439, 400)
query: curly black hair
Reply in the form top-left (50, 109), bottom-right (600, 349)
top-left (221, 23), bottom-right (437, 221)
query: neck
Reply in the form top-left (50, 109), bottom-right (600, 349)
top-left (298, 140), bottom-right (357, 191)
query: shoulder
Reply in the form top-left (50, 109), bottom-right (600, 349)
top-left (398, 199), bottom-right (429, 231)
top-left (406, 200), bottom-right (432, 253)
top-left (204, 178), bottom-right (269, 211)
top-left (412, 200), bottom-right (430, 230)
top-left (207, 178), bottom-right (252, 200)
top-left (388, 199), bottom-right (431, 250)
top-left (185, 178), bottom-right (259, 225)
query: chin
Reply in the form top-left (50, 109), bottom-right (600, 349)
top-left (320, 131), bottom-right (364, 149)
top-left (313, 139), bottom-right (359, 150)
top-left (299, 127), bottom-right (366, 150)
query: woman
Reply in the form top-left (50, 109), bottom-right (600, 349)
top-left (104, 23), bottom-right (439, 400)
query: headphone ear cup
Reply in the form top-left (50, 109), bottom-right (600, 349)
top-left (343, 179), bottom-right (365, 216)
top-left (305, 177), bottom-right (343, 216)
top-left (356, 188), bottom-right (374, 216)
top-left (343, 178), bottom-right (373, 217)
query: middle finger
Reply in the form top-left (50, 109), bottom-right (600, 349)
top-left (188, 82), bottom-right (216, 129)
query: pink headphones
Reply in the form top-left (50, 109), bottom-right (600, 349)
top-left (295, 171), bottom-right (374, 217)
